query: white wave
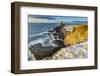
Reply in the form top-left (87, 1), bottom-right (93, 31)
top-left (28, 35), bottom-right (56, 48)
top-left (29, 31), bottom-right (48, 38)
top-left (28, 38), bottom-right (44, 48)
top-left (28, 50), bottom-right (36, 60)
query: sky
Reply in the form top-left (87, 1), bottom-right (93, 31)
top-left (28, 15), bottom-right (88, 23)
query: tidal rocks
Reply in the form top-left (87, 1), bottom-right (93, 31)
top-left (29, 23), bottom-right (65, 60)
top-left (64, 25), bottom-right (88, 46)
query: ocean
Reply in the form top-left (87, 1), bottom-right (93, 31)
top-left (28, 23), bottom-right (57, 42)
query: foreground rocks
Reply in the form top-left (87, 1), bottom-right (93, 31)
top-left (29, 43), bottom-right (61, 60)
top-left (43, 41), bottom-right (88, 60)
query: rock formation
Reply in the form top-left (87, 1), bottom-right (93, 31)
top-left (64, 25), bottom-right (88, 46)
top-left (43, 41), bottom-right (88, 60)
top-left (29, 23), bottom-right (65, 60)
top-left (29, 24), bottom-right (88, 60)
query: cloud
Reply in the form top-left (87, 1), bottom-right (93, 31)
top-left (28, 17), bottom-right (67, 23)
top-left (28, 18), bottom-right (48, 23)
top-left (29, 15), bottom-right (56, 20)
top-left (28, 15), bottom-right (88, 23)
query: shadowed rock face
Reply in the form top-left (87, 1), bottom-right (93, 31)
top-left (29, 44), bottom-right (61, 60)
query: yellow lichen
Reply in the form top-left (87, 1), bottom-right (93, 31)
top-left (64, 25), bottom-right (88, 46)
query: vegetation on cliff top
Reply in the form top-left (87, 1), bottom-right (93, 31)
top-left (64, 25), bottom-right (88, 46)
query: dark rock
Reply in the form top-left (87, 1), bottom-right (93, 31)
top-left (53, 40), bottom-right (64, 47)
top-left (53, 33), bottom-right (58, 36)
top-left (29, 43), bottom-right (61, 60)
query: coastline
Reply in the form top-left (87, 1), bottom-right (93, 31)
top-left (28, 24), bottom-right (88, 60)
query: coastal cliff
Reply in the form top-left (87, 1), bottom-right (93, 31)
top-left (29, 24), bottom-right (88, 60)
top-left (43, 25), bottom-right (88, 60)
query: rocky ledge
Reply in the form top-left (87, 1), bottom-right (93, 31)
top-left (43, 41), bottom-right (88, 60)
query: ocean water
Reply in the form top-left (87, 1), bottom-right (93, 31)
top-left (28, 23), bottom-right (59, 46)
top-left (28, 23), bottom-right (58, 41)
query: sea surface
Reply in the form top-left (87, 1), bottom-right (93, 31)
top-left (28, 23), bottom-right (57, 42)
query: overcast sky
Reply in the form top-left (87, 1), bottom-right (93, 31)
top-left (28, 15), bottom-right (88, 23)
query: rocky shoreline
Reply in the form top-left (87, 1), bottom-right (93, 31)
top-left (29, 23), bottom-right (65, 60)
top-left (28, 24), bottom-right (88, 60)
